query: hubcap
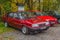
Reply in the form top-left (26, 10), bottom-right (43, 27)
top-left (22, 27), bottom-right (27, 34)
top-left (5, 22), bottom-right (8, 27)
top-left (58, 20), bottom-right (60, 23)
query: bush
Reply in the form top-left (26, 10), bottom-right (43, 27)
top-left (0, 16), bottom-right (1, 21)
top-left (3, 1), bottom-right (11, 13)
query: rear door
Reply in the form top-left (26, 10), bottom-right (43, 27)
top-left (7, 13), bottom-right (14, 26)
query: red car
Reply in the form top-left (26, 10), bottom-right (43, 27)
top-left (30, 10), bottom-right (58, 26)
top-left (2, 12), bottom-right (50, 34)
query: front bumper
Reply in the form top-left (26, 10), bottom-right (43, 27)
top-left (49, 21), bottom-right (58, 26)
top-left (50, 21), bottom-right (58, 24)
top-left (29, 26), bottom-right (49, 32)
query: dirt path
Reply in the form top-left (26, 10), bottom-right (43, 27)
top-left (0, 24), bottom-right (60, 40)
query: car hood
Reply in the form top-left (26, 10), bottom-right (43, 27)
top-left (25, 17), bottom-right (44, 24)
top-left (37, 16), bottom-right (57, 21)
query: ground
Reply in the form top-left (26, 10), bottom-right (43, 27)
top-left (0, 22), bottom-right (60, 40)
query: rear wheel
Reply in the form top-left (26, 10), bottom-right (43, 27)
top-left (58, 19), bottom-right (60, 23)
top-left (4, 22), bottom-right (8, 27)
top-left (21, 26), bottom-right (29, 35)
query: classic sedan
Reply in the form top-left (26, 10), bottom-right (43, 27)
top-left (2, 12), bottom-right (50, 35)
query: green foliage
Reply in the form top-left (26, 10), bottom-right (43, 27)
top-left (0, 0), bottom-right (10, 4)
top-left (0, 0), bottom-right (6, 4)
top-left (43, 0), bottom-right (58, 11)
top-left (0, 22), bottom-right (15, 34)
top-left (3, 1), bottom-right (11, 13)
top-left (57, 0), bottom-right (60, 4)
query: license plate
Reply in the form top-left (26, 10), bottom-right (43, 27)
top-left (40, 27), bottom-right (46, 29)
top-left (51, 22), bottom-right (55, 24)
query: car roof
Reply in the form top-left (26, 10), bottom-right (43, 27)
top-left (7, 10), bottom-right (42, 14)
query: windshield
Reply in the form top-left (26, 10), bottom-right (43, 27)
top-left (18, 12), bottom-right (36, 19)
top-left (54, 11), bottom-right (60, 15)
top-left (35, 12), bottom-right (47, 16)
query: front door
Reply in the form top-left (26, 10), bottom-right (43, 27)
top-left (12, 13), bottom-right (22, 29)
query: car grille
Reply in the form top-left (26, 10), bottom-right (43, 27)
top-left (39, 24), bottom-right (45, 27)
top-left (49, 21), bottom-right (55, 24)
top-left (49, 20), bottom-right (56, 24)
top-left (50, 20), bottom-right (56, 22)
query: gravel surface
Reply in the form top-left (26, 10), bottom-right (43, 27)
top-left (0, 24), bottom-right (60, 40)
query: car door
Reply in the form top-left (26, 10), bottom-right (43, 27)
top-left (7, 13), bottom-right (14, 26)
top-left (12, 13), bottom-right (22, 29)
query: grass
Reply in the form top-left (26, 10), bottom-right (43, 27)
top-left (0, 22), bottom-right (14, 34)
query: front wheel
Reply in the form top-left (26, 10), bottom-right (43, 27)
top-left (21, 26), bottom-right (29, 35)
top-left (43, 26), bottom-right (49, 30)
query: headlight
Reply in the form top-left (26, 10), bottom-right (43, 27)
top-left (32, 24), bottom-right (39, 27)
top-left (45, 22), bottom-right (49, 25)
top-left (55, 19), bottom-right (57, 21)
top-left (46, 19), bottom-right (49, 22)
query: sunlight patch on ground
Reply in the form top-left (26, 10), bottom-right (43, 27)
top-left (0, 22), bottom-right (14, 34)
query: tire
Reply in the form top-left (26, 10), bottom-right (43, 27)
top-left (4, 22), bottom-right (8, 27)
top-left (50, 24), bottom-right (54, 26)
top-left (58, 19), bottom-right (60, 23)
top-left (21, 26), bottom-right (29, 35)
top-left (43, 26), bottom-right (49, 30)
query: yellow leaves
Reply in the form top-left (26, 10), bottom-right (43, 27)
top-left (25, 4), bottom-right (29, 11)
top-left (0, 4), bottom-right (5, 14)
top-left (11, 0), bottom-right (25, 4)
top-left (11, 0), bottom-right (25, 12)
top-left (11, 3), bottom-right (18, 12)
top-left (11, 0), bottom-right (17, 3)
top-left (25, 0), bottom-right (39, 10)
top-left (17, 0), bottom-right (25, 4)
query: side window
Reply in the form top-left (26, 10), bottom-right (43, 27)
top-left (13, 13), bottom-right (18, 18)
top-left (36, 12), bottom-right (41, 16)
top-left (18, 13), bottom-right (24, 19)
top-left (8, 13), bottom-right (13, 18)
top-left (18, 12), bottom-right (24, 19)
